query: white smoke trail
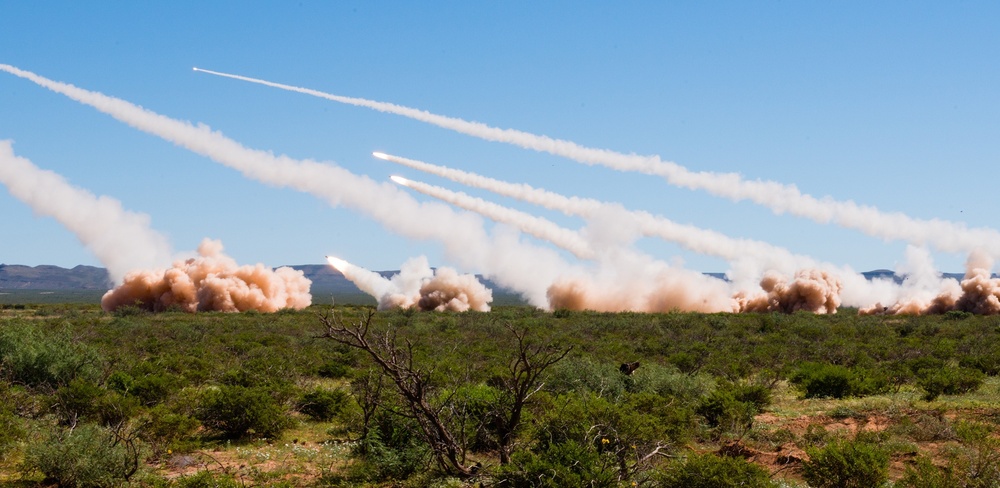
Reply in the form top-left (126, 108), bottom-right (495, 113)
top-left (327, 254), bottom-right (492, 311)
top-left (379, 151), bottom-right (811, 276)
top-left (195, 68), bottom-right (1000, 258)
top-left (0, 141), bottom-right (174, 282)
top-left (326, 255), bottom-right (396, 300)
top-left (389, 172), bottom-right (742, 313)
top-left (378, 152), bottom-right (908, 308)
top-left (0, 63), bottom-right (570, 307)
top-left (390, 175), bottom-right (595, 260)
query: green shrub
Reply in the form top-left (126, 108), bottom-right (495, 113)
top-left (546, 357), bottom-right (626, 398)
top-left (803, 439), bottom-right (889, 488)
top-left (917, 366), bottom-right (985, 401)
top-left (655, 452), bottom-right (774, 488)
top-left (631, 363), bottom-right (714, 404)
top-left (316, 359), bottom-right (350, 379)
top-left (139, 405), bottom-right (200, 452)
top-left (21, 423), bottom-right (147, 487)
top-left (791, 363), bottom-right (853, 399)
top-left (497, 439), bottom-right (618, 487)
top-left (0, 382), bottom-right (22, 457)
top-left (348, 410), bottom-right (429, 482)
top-left (195, 385), bottom-right (292, 439)
top-left (0, 324), bottom-right (100, 389)
top-left (898, 448), bottom-right (1000, 488)
top-left (790, 362), bottom-right (888, 399)
top-left (696, 390), bottom-right (755, 432)
top-left (297, 387), bottom-right (350, 422)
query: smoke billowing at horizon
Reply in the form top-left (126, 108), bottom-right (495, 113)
top-left (0, 63), bottom-right (572, 309)
top-left (377, 151), bottom-right (909, 309)
top-left (3, 63), bottom-right (997, 315)
top-left (327, 255), bottom-right (492, 312)
top-left (862, 250), bottom-right (1000, 315)
top-left (0, 141), bottom-right (173, 282)
top-left (195, 68), bottom-right (1000, 259)
top-left (101, 239), bottom-right (312, 313)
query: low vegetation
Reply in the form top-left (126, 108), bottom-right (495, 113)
top-left (1, 303), bottom-right (1000, 486)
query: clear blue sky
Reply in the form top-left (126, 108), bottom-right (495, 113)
top-left (2, 1), bottom-right (998, 274)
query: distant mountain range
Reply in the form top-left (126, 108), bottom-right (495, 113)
top-left (0, 264), bottom-right (524, 304)
top-left (0, 264), bottom-right (975, 300)
top-left (0, 263), bottom-right (371, 295)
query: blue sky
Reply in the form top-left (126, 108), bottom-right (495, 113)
top-left (2, 1), bottom-right (998, 275)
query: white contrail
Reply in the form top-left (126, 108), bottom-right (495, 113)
top-left (327, 254), bottom-right (492, 311)
top-left (391, 175), bottom-right (595, 260)
top-left (326, 255), bottom-right (395, 299)
top-left (196, 67), bottom-right (1000, 259)
top-left (0, 63), bottom-right (570, 307)
top-left (376, 151), bottom-right (912, 307)
top-left (0, 141), bottom-right (174, 282)
top-left (389, 174), bottom-right (741, 313)
top-left (378, 151), bottom-right (810, 274)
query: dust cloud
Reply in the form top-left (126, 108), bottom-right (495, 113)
top-left (102, 239), bottom-right (311, 313)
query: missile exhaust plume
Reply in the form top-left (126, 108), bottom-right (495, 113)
top-left (391, 174), bottom-right (596, 260)
top-left (862, 249), bottom-right (1000, 315)
top-left (389, 173), bottom-right (747, 313)
top-left (0, 64), bottom-right (570, 307)
top-left (0, 141), bottom-right (173, 282)
top-left (326, 255), bottom-right (492, 311)
top-left (101, 238), bottom-right (312, 313)
top-left (193, 68), bottom-right (1000, 257)
top-left (377, 152), bottom-right (906, 308)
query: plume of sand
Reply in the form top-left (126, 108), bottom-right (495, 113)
top-left (0, 64), bottom-right (569, 307)
top-left (735, 269), bottom-right (843, 314)
top-left (192, 68), bottom-right (1000, 258)
top-left (0, 141), bottom-right (174, 282)
top-left (101, 238), bottom-right (311, 312)
top-left (546, 250), bottom-right (738, 313)
top-left (863, 250), bottom-right (1000, 315)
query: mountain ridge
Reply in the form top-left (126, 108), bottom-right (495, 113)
top-left (0, 263), bottom-right (980, 295)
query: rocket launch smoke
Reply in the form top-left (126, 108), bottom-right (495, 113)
top-left (3, 64), bottom-right (990, 315)
top-left (194, 68), bottom-right (1000, 259)
top-left (0, 141), bottom-right (173, 282)
top-left (0, 141), bottom-right (312, 313)
top-left (862, 250), bottom-right (1000, 315)
top-left (380, 152), bottom-right (905, 310)
top-left (102, 239), bottom-right (312, 313)
top-left (391, 173), bottom-right (759, 312)
top-left (0, 63), bottom-right (569, 308)
top-left (327, 255), bottom-right (492, 311)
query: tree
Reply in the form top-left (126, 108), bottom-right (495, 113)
top-left (318, 309), bottom-right (570, 476)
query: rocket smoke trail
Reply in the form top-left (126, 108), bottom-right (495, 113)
top-left (0, 141), bottom-right (174, 282)
top-left (390, 171), bottom-right (843, 313)
top-left (194, 68), bottom-right (1000, 259)
top-left (379, 152), bottom-right (905, 308)
top-left (390, 175), bottom-right (596, 260)
top-left (0, 63), bottom-right (570, 307)
top-left (390, 173), bottom-right (740, 312)
top-left (378, 151), bottom-right (812, 275)
top-left (327, 255), bottom-right (492, 311)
